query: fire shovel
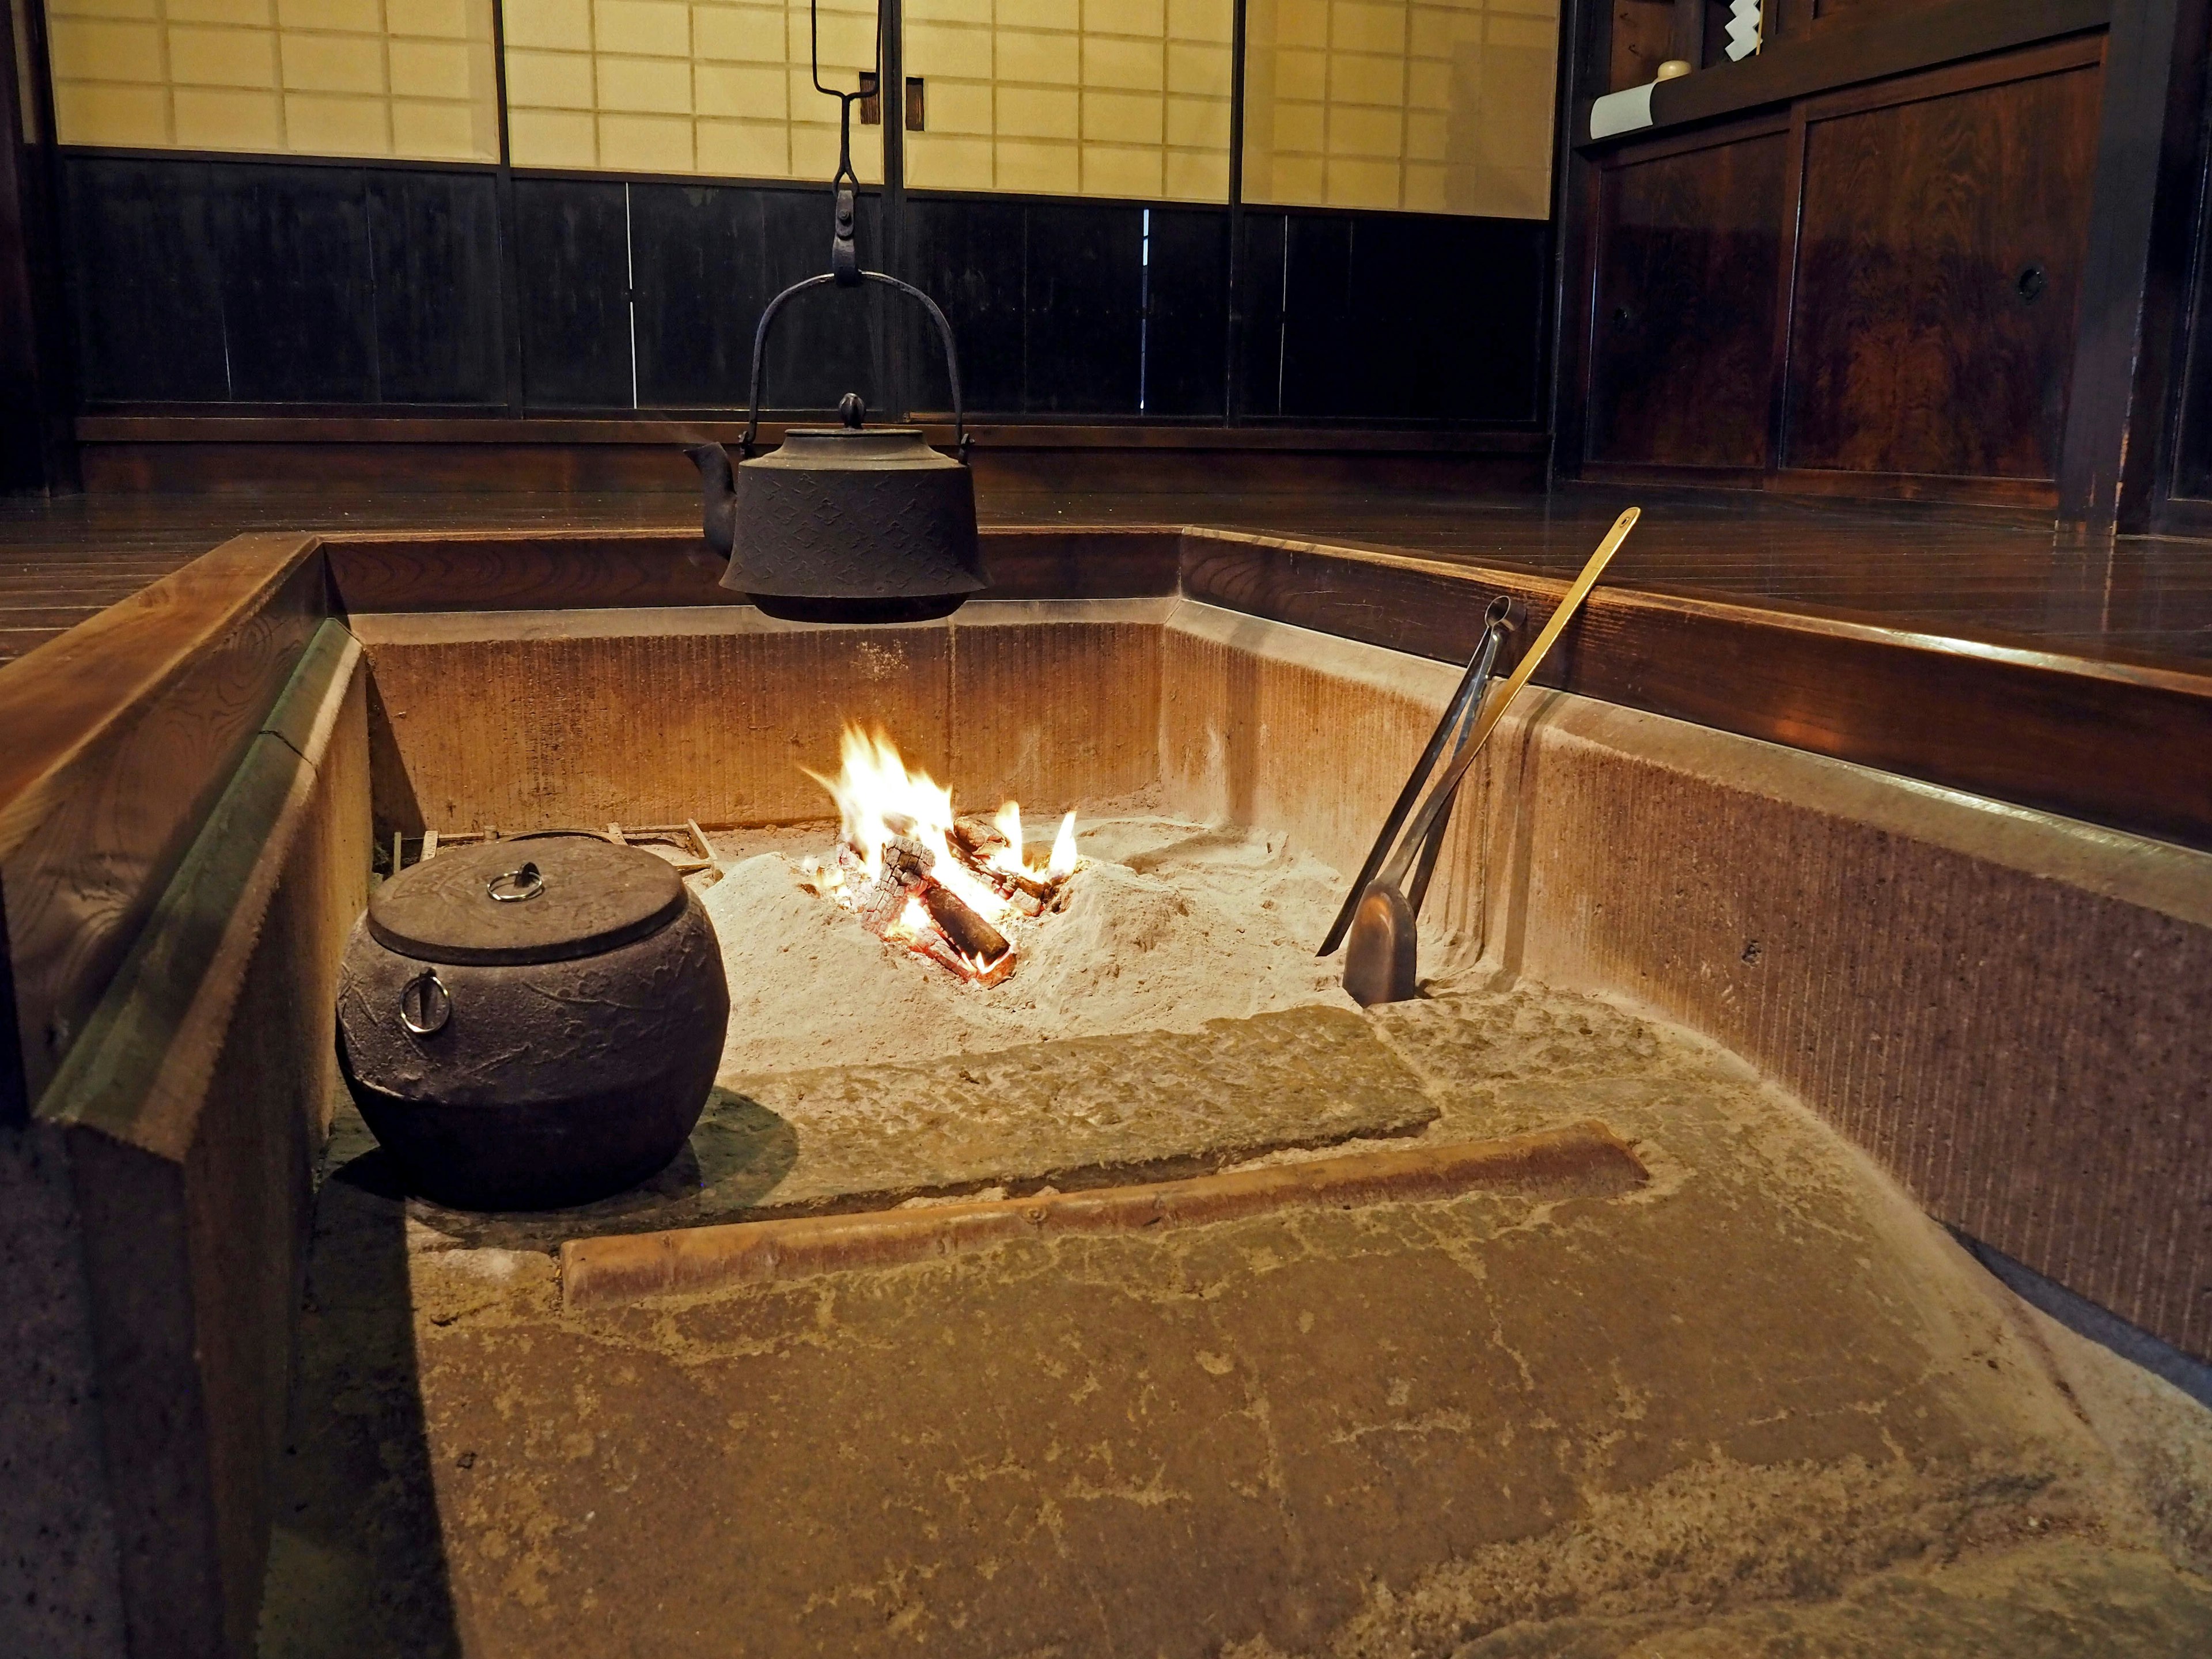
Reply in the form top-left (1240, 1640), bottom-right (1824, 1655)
top-left (1331, 507), bottom-right (1641, 1006)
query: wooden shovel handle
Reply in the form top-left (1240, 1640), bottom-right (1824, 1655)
top-left (1386, 507), bottom-right (1641, 863)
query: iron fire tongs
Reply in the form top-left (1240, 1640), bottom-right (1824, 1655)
top-left (737, 0), bottom-right (970, 466)
top-left (1318, 507), bottom-right (1643, 976)
top-left (1317, 595), bottom-right (1521, 959)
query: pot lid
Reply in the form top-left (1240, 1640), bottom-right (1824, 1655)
top-left (368, 833), bottom-right (688, 967)
top-left (745, 426), bottom-right (959, 469)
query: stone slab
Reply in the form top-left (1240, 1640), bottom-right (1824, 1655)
top-left (386, 1005), bottom-right (1440, 1252)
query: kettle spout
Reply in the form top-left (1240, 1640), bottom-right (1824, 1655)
top-left (684, 442), bottom-right (735, 562)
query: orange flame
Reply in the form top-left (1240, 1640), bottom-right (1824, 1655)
top-left (804, 726), bottom-right (1085, 944)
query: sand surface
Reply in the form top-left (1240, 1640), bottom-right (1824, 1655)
top-left (702, 814), bottom-right (1370, 1075)
top-left (276, 977), bottom-right (2212, 1658)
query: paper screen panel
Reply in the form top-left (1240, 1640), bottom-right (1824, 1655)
top-left (1243, 0), bottom-right (1557, 217)
top-left (501, 0), bottom-right (884, 178)
top-left (903, 0), bottom-right (1232, 202)
top-left (46, 0), bottom-right (499, 162)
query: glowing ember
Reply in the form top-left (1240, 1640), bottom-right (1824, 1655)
top-left (801, 726), bottom-right (1082, 983)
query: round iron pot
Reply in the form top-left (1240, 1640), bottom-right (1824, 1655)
top-left (337, 832), bottom-right (729, 1211)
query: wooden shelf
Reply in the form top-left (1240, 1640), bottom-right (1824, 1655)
top-left (73, 415), bottom-right (1547, 454)
top-left (1577, 0), bottom-right (2111, 150)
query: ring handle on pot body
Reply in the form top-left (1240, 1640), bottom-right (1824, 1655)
top-left (399, 968), bottom-right (452, 1036)
top-left (738, 270), bottom-right (969, 465)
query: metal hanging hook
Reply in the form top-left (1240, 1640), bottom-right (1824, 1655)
top-left (733, 0), bottom-right (970, 467)
top-left (813, 0), bottom-right (882, 287)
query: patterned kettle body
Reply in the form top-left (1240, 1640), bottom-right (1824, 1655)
top-left (724, 408), bottom-right (983, 603)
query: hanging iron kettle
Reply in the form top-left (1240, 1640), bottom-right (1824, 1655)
top-left (685, 26), bottom-right (984, 625)
top-left (715, 287), bottom-right (983, 624)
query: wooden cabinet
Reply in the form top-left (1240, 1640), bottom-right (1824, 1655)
top-left (1786, 55), bottom-right (2101, 482)
top-left (1588, 122), bottom-right (1787, 469)
top-left (1577, 32), bottom-right (2106, 503)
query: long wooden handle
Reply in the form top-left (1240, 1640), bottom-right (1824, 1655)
top-left (1383, 507), bottom-right (1640, 864)
top-left (1471, 506), bottom-right (1638, 743)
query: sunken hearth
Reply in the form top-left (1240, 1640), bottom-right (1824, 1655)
top-left (246, 593), bottom-right (2212, 1659)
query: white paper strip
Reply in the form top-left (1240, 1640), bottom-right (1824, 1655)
top-left (1588, 82), bottom-right (1656, 142)
top-left (1725, 0), bottom-right (1763, 60)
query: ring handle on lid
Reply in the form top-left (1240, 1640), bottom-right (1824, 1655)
top-left (487, 862), bottom-right (544, 903)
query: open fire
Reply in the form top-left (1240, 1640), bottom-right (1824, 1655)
top-left (798, 728), bottom-right (1081, 984)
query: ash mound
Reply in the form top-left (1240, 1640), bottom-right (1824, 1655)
top-left (704, 816), bottom-right (1361, 1075)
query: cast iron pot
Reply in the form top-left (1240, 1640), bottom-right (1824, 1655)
top-left (337, 832), bottom-right (729, 1211)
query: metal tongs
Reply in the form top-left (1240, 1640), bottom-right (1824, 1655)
top-left (1321, 507), bottom-right (1642, 1005)
top-left (1318, 594), bottom-right (1521, 963)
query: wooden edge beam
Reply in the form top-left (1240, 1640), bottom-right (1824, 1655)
top-left (559, 1120), bottom-right (1647, 1310)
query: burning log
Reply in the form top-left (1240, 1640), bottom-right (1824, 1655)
top-left (802, 726), bottom-right (1084, 988)
top-left (950, 815), bottom-right (1006, 862)
top-left (882, 831), bottom-right (934, 882)
top-left (998, 866), bottom-right (1056, 901)
top-left (922, 884), bottom-right (1010, 969)
top-left (849, 832), bottom-right (934, 938)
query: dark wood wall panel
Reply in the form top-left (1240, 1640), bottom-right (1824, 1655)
top-left (1351, 215), bottom-right (1548, 421)
top-left (1233, 212), bottom-right (1288, 416)
top-left (1785, 63), bottom-right (2102, 479)
top-left (1026, 202), bottom-right (1145, 414)
top-left (627, 180), bottom-right (888, 413)
top-left (62, 157), bottom-right (228, 403)
top-left (2171, 183), bottom-right (2212, 502)
top-left (903, 195), bottom-right (1229, 419)
top-left (904, 194), bottom-right (1028, 412)
top-left (619, 183), bottom-right (732, 410)
top-left (1277, 215), bottom-right (1354, 417)
top-left (59, 153), bottom-right (1541, 428)
top-left (1143, 206), bottom-right (1229, 417)
top-left (757, 187), bottom-right (887, 412)
top-left (1238, 209), bottom-right (1548, 423)
top-left (512, 176), bottom-right (632, 410)
top-left (211, 164), bottom-right (376, 403)
top-left (62, 154), bottom-right (505, 410)
top-left (1588, 129), bottom-right (1787, 467)
top-left (365, 171), bottom-right (505, 405)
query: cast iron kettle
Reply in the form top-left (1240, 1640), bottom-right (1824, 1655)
top-left (687, 22), bottom-right (984, 624)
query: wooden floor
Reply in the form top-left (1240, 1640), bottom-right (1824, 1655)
top-left (5, 482), bottom-right (2211, 673)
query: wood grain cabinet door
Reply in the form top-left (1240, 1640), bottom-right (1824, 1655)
top-left (1588, 125), bottom-right (1790, 469)
top-left (1784, 50), bottom-right (2103, 482)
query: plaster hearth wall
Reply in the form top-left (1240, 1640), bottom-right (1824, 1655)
top-left (350, 599), bottom-right (1169, 835)
top-left (1152, 603), bottom-right (2212, 1361)
top-left (359, 597), bottom-right (2212, 1366)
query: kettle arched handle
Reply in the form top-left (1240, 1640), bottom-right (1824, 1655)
top-left (741, 271), bottom-right (968, 464)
